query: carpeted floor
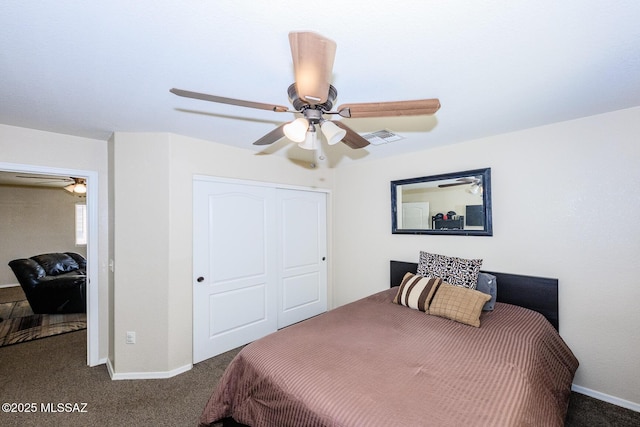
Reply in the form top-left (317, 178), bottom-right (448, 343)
top-left (0, 285), bottom-right (27, 303)
top-left (0, 330), bottom-right (238, 426)
top-left (0, 330), bottom-right (638, 426)
top-left (0, 286), bottom-right (86, 347)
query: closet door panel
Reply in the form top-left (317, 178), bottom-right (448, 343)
top-left (277, 189), bottom-right (327, 328)
top-left (193, 180), bottom-right (277, 363)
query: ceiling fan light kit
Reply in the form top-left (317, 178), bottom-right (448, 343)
top-left (320, 120), bottom-right (346, 145)
top-left (283, 117), bottom-right (309, 143)
top-left (298, 130), bottom-right (319, 151)
top-left (468, 183), bottom-right (483, 196)
top-left (170, 31), bottom-right (440, 158)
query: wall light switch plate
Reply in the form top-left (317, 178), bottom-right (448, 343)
top-left (126, 331), bottom-right (136, 344)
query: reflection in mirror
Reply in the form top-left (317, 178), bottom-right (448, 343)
top-left (391, 168), bottom-right (492, 236)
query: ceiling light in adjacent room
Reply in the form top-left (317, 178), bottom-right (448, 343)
top-left (64, 178), bottom-right (87, 194)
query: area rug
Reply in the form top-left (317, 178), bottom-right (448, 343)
top-left (0, 300), bottom-right (86, 347)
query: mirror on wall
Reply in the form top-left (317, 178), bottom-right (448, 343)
top-left (391, 168), bottom-right (492, 236)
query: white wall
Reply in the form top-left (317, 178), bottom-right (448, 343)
top-left (110, 133), bottom-right (172, 375)
top-left (109, 132), bottom-right (335, 375)
top-left (332, 107), bottom-right (640, 407)
top-left (0, 124), bottom-right (109, 363)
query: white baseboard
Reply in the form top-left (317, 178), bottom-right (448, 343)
top-left (107, 358), bottom-right (115, 379)
top-left (572, 384), bottom-right (640, 413)
top-left (107, 358), bottom-right (192, 380)
top-left (0, 283), bottom-right (20, 289)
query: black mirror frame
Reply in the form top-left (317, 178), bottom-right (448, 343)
top-left (391, 168), bottom-right (493, 236)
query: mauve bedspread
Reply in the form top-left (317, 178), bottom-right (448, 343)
top-left (200, 288), bottom-right (578, 427)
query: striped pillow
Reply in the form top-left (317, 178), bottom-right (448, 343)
top-left (393, 272), bottom-right (442, 313)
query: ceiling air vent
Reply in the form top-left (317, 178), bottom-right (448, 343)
top-left (361, 130), bottom-right (404, 145)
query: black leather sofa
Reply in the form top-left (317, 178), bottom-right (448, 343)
top-left (8, 252), bottom-right (87, 314)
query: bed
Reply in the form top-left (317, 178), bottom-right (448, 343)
top-left (200, 260), bottom-right (578, 427)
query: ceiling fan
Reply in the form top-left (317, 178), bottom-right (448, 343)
top-left (438, 177), bottom-right (481, 188)
top-left (439, 177), bottom-right (483, 195)
top-left (14, 174), bottom-right (86, 194)
top-left (15, 174), bottom-right (73, 184)
top-left (170, 31), bottom-right (441, 151)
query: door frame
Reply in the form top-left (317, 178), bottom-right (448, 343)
top-left (0, 162), bottom-right (100, 366)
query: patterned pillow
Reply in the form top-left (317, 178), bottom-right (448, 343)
top-left (393, 272), bottom-right (442, 313)
top-left (476, 272), bottom-right (497, 311)
top-left (416, 251), bottom-right (483, 289)
top-left (429, 282), bottom-right (491, 327)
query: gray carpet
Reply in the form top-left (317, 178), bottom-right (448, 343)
top-left (0, 330), bottom-right (238, 426)
top-left (0, 330), bottom-right (637, 426)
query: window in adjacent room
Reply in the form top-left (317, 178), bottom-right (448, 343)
top-left (75, 203), bottom-right (87, 245)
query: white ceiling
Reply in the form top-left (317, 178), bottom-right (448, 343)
top-left (1, 1), bottom-right (639, 164)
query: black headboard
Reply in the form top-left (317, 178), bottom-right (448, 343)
top-left (390, 260), bottom-right (559, 330)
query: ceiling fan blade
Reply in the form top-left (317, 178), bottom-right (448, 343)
top-left (338, 99), bottom-right (441, 118)
top-left (438, 183), bottom-right (468, 188)
top-left (333, 121), bottom-right (370, 149)
top-left (253, 123), bottom-right (286, 146)
top-left (170, 88), bottom-right (290, 113)
top-left (438, 179), bottom-right (475, 188)
top-left (289, 31), bottom-right (336, 105)
top-left (16, 175), bottom-right (72, 181)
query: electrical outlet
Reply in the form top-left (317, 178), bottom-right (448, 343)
top-left (126, 331), bottom-right (136, 344)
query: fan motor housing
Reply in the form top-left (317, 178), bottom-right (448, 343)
top-left (288, 83), bottom-right (337, 112)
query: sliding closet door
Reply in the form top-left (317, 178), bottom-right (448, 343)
top-left (277, 189), bottom-right (327, 328)
top-left (193, 178), bottom-right (328, 363)
top-left (193, 179), bottom-right (278, 363)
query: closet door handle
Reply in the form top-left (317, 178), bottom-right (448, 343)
top-left (197, 276), bottom-right (204, 283)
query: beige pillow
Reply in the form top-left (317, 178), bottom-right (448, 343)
top-left (429, 282), bottom-right (491, 327)
top-left (393, 272), bottom-right (442, 313)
